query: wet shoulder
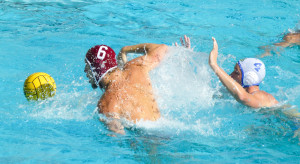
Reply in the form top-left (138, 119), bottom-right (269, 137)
top-left (122, 57), bottom-right (149, 76)
top-left (102, 68), bottom-right (122, 85)
top-left (253, 90), bottom-right (278, 107)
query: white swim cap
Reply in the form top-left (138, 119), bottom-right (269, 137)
top-left (238, 58), bottom-right (266, 87)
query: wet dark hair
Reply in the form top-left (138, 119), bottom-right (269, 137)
top-left (99, 82), bottom-right (105, 89)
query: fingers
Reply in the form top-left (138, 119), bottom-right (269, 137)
top-left (176, 35), bottom-right (191, 49)
top-left (184, 35), bottom-right (188, 43)
top-left (187, 36), bottom-right (191, 48)
top-left (184, 35), bottom-right (191, 48)
top-left (180, 37), bottom-right (184, 46)
top-left (212, 37), bottom-right (218, 49)
top-left (175, 35), bottom-right (192, 49)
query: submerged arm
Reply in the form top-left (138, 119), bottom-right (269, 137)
top-left (209, 37), bottom-right (261, 108)
top-left (274, 33), bottom-right (300, 47)
top-left (99, 115), bottom-right (125, 135)
top-left (105, 119), bottom-right (125, 135)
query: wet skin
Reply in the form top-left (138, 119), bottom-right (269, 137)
top-left (84, 44), bottom-right (168, 124)
top-left (209, 37), bottom-right (278, 108)
top-left (230, 63), bottom-right (242, 85)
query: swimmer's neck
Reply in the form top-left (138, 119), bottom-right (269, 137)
top-left (99, 67), bottom-right (120, 89)
top-left (245, 86), bottom-right (260, 94)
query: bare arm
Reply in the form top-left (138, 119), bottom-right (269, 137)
top-left (209, 37), bottom-right (263, 108)
top-left (117, 35), bottom-right (193, 68)
top-left (117, 43), bottom-right (166, 68)
top-left (274, 33), bottom-right (300, 47)
top-left (99, 116), bottom-right (125, 135)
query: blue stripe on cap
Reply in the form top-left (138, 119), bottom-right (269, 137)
top-left (238, 61), bottom-right (245, 87)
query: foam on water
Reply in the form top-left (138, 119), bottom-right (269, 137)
top-left (130, 47), bottom-right (240, 138)
top-left (134, 117), bottom-right (225, 138)
top-left (151, 46), bottom-right (216, 111)
top-left (19, 78), bottom-right (98, 121)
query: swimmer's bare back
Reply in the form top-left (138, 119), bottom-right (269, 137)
top-left (98, 43), bottom-right (168, 122)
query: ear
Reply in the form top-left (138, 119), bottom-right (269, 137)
top-left (243, 71), bottom-right (259, 86)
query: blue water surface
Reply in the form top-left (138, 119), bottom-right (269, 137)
top-left (1, 0), bottom-right (300, 163)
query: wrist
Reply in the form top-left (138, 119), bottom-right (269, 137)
top-left (121, 46), bottom-right (128, 53)
top-left (209, 61), bottom-right (217, 68)
top-left (209, 63), bottom-right (219, 71)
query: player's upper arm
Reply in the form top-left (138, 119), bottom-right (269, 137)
top-left (238, 92), bottom-right (262, 108)
top-left (238, 91), bottom-right (277, 108)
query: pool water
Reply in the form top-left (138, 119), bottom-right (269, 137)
top-left (1, 0), bottom-right (300, 163)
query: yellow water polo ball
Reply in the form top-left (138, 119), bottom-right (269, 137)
top-left (23, 72), bottom-right (56, 101)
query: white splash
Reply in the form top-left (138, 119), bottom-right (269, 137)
top-left (26, 79), bottom-right (98, 121)
top-left (150, 46), bottom-right (216, 113)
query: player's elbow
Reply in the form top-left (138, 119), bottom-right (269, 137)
top-left (236, 93), bottom-right (249, 104)
top-left (120, 46), bottom-right (128, 52)
top-left (160, 44), bottom-right (168, 50)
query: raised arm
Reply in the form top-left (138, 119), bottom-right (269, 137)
top-left (117, 43), bottom-right (168, 70)
top-left (209, 37), bottom-right (263, 108)
top-left (117, 43), bottom-right (161, 67)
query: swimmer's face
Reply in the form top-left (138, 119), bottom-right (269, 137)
top-left (230, 63), bottom-right (242, 85)
top-left (84, 61), bottom-right (98, 89)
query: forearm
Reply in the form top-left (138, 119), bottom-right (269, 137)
top-left (117, 43), bottom-right (161, 67)
top-left (274, 41), bottom-right (290, 47)
top-left (121, 43), bottom-right (154, 53)
top-left (210, 64), bottom-right (246, 101)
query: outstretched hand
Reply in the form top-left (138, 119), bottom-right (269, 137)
top-left (209, 37), bottom-right (218, 66)
top-left (175, 35), bottom-right (191, 49)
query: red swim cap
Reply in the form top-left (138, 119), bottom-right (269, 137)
top-left (85, 45), bottom-right (117, 85)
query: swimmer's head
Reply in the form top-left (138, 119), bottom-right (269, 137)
top-left (230, 58), bottom-right (266, 87)
top-left (230, 63), bottom-right (243, 85)
top-left (84, 45), bottom-right (117, 88)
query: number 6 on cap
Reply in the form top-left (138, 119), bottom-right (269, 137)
top-left (97, 45), bottom-right (108, 60)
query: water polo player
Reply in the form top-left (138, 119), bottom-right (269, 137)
top-left (84, 42), bottom-right (172, 134)
top-left (208, 37), bottom-right (278, 108)
top-left (275, 31), bottom-right (300, 47)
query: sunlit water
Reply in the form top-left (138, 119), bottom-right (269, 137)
top-left (1, 0), bottom-right (300, 163)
